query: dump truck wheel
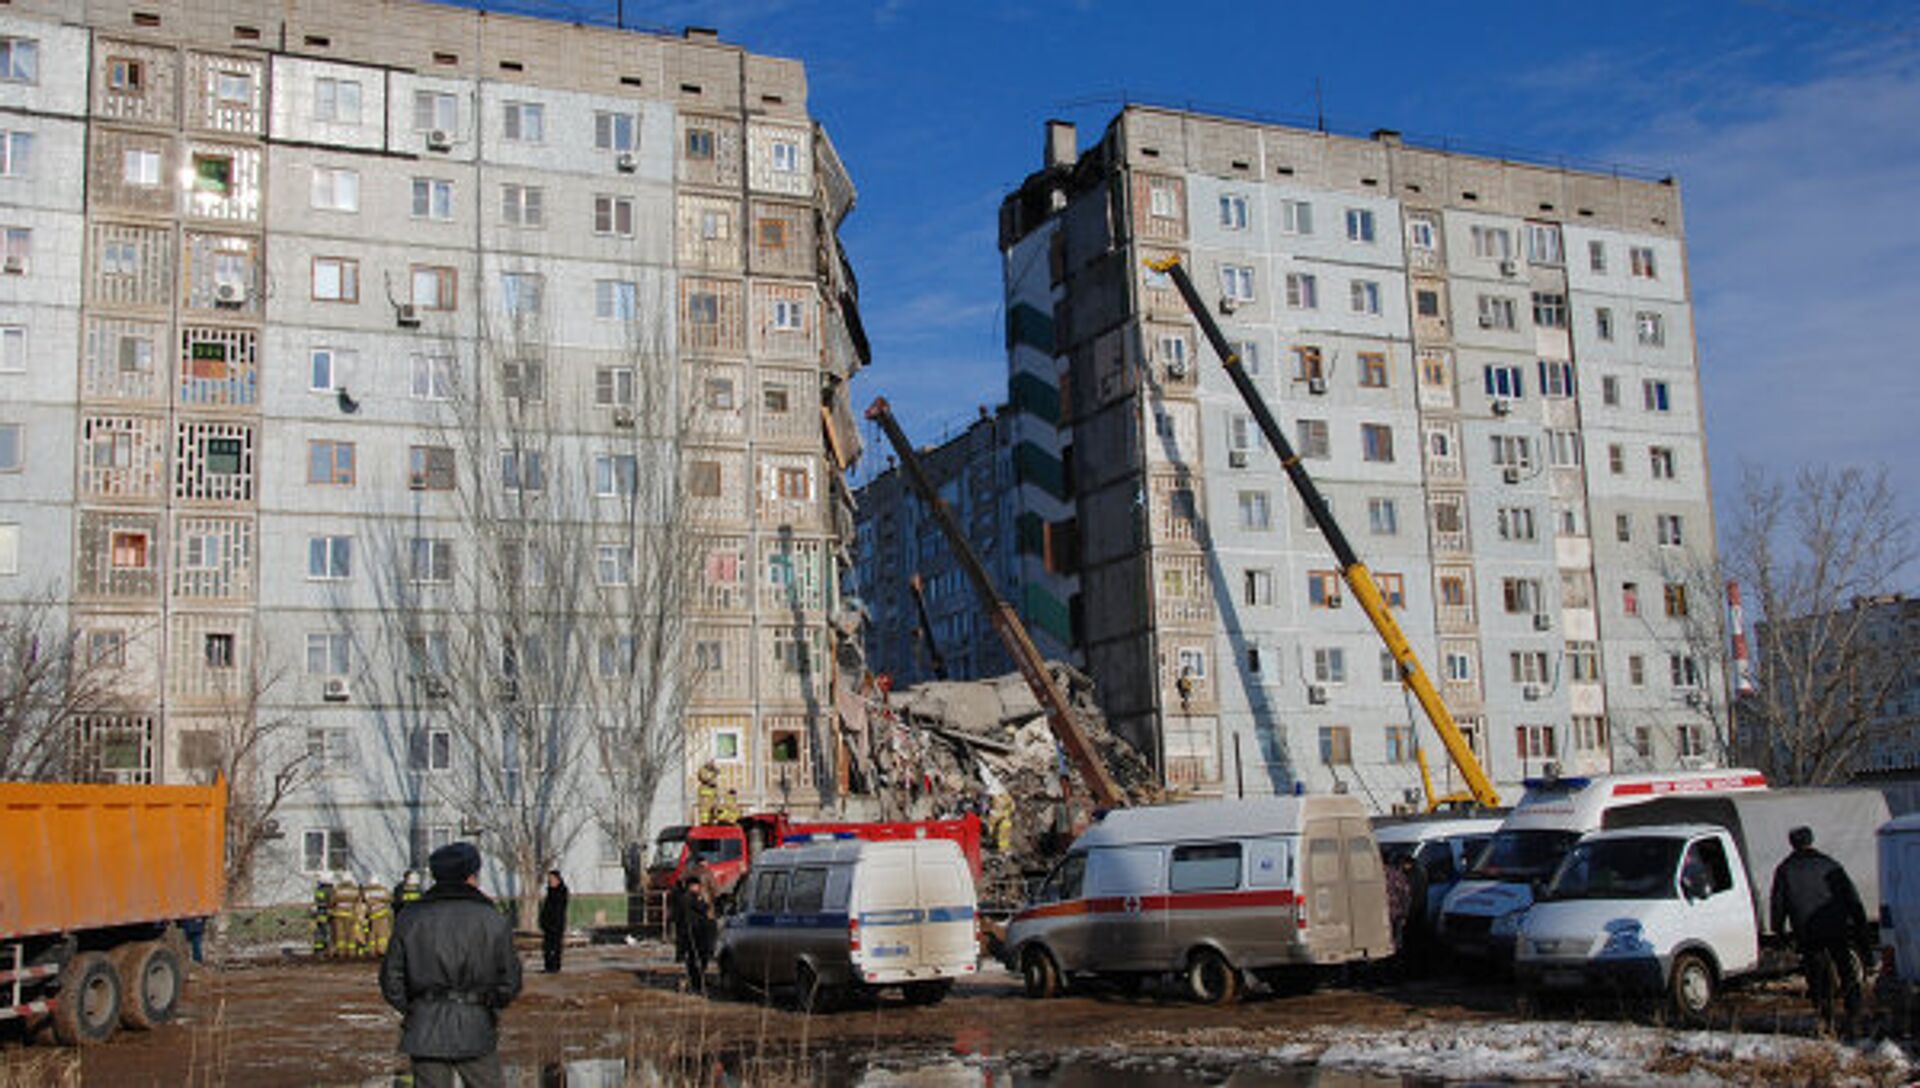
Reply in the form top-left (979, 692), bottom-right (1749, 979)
top-left (794, 961), bottom-right (838, 1014)
top-left (1669, 951), bottom-right (1716, 1025)
top-left (1185, 947), bottom-right (1241, 1006)
top-left (52, 952), bottom-right (122, 1046)
top-left (902, 979), bottom-right (953, 1006)
top-left (113, 942), bottom-right (184, 1029)
top-left (1020, 946), bottom-right (1062, 999)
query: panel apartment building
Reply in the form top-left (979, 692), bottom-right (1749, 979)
top-left (997, 107), bottom-right (1722, 808)
top-left (0, 0), bottom-right (866, 900)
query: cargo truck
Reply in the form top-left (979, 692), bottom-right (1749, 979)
top-left (1, 780), bottom-right (225, 1045)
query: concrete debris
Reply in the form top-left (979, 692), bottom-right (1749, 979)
top-left (860, 662), bottom-right (1158, 904)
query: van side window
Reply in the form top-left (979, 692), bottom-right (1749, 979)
top-left (1347, 837), bottom-right (1380, 880)
top-left (788, 867), bottom-right (827, 913)
top-left (823, 865), bottom-right (852, 911)
top-left (1683, 838), bottom-right (1733, 896)
top-left (1417, 842), bottom-right (1455, 883)
top-left (1309, 838), bottom-right (1341, 883)
top-left (754, 869), bottom-right (789, 912)
top-left (1086, 846), bottom-right (1165, 896)
top-left (1040, 853), bottom-right (1087, 903)
top-left (1246, 838), bottom-right (1293, 888)
top-left (1169, 842), bottom-right (1242, 893)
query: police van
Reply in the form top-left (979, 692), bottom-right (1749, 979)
top-left (714, 837), bottom-right (977, 1010)
top-left (1437, 769), bottom-right (1766, 963)
top-left (1002, 795), bottom-right (1391, 1004)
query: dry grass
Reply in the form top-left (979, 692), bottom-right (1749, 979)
top-left (0, 1049), bottom-right (79, 1088)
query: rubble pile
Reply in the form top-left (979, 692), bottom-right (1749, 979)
top-left (868, 663), bottom-right (1158, 903)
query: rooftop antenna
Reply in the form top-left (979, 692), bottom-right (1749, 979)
top-left (1315, 77), bottom-right (1325, 133)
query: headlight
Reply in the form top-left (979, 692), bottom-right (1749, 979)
top-left (1491, 909), bottom-right (1525, 937)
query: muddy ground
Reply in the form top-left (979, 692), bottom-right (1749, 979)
top-left (0, 940), bottom-right (1899, 1086)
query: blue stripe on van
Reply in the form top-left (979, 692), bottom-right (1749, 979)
top-left (741, 912), bottom-right (851, 929)
top-left (925, 906), bottom-right (975, 923)
top-left (857, 908), bottom-right (921, 927)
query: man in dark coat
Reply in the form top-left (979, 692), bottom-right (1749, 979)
top-left (681, 871), bottom-right (716, 992)
top-left (1769, 825), bottom-right (1872, 1035)
top-left (379, 842), bottom-right (523, 1088)
top-left (538, 870), bottom-right (569, 974)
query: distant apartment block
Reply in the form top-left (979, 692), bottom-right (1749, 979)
top-left (990, 106), bottom-right (1722, 806)
top-left (0, 1), bottom-right (865, 899)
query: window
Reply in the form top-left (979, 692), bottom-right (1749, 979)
top-left (703, 379), bottom-right (735, 411)
top-left (108, 56), bottom-right (143, 94)
top-left (307, 440), bottom-right (355, 485)
top-left (595, 367), bottom-right (635, 407)
top-left (771, 140), bottom-right (800, 173)
top-left (1281, 199), bottom-right (1313, 235)
top-left (1636, 311), bottom-right (1665, 347)
top-left (1477, 295), bottom-right (1517, 330)
top-left (1350, 280), bottom-right (1381, 314)
top-left (1588, 239), bottom-right (1607, 274)
top-left (583, 110), bottom-right (633, 152)
top-left (1170, 843), bottom-right (1241, 892)
top-left (1573, 716), bottom-right (1608, 752)
top-left (109, 530), bottom-right (149, 568)
top-left (1609, 443), bottom-right (1626, 475)
top-left (308, 535), bottom-right (352, 579)
top-left (1596, 308), bottom-right (1615, 342)
top-left (409, 354), bottom-right (453, 400)
top-left (1237, 340), bottom-right (1260, 373)
top-left (311, 166), bottom-right (359, 211)
top-left (1630, 245), bottom-right (1658, 279)
top-left (1318, 726), bottom-right (1352, 766)
top-left (305, 632), bottom-right (351, 676)
top-left (689, 460), bottom-right (722, 497)
top-left (1360, 423), bottom-right (1394, 463)
top-left (503, 100), bottom-right (544, 142)
top-left (0, 325), bottom-right (22, 372)
top-left (595, 544), bottom-right (634, 586)
top-left (1284, 272), bottom-right (1318, 310)
top-left (1532, 292), bottom-right (1568, 329)
top-left (1313, 648), bottom-right (1346, 684)
top-left (592, 279), bottom-right (637, 322)
top-left (1293, 346), bottom-right (1325, 381)
top-left (410, 728), bottom-right (453, 773)
top-left (1501, 577), bottom-right (1542, 614)
top-left (0, 38), bottom-right (39, 84)
top-left (1345, 207), bottom-right (1376, 243)
top-left (500, 449), bottom-right (545, 493)
top-left (87, 630), bottom-right (126, 669)
top-left (500, 272), bottom-right (542, 316)
top-left (501, 183), bottom-right (544, 227)
top-left (119, 146), bottom-right (161, 188)
top-left (1670, 653), bottom-right (1700, 688)
top-left (777, 467), bottom-right (812, 500)
top-left (593, 194), bottom-right (635, 236)
top-left (303, 829), bottom-right (349, 873)
top-left (314, 77), bottom-right (362, 123)
top-left (0, 131), bottom-right (30, 178)
top-left (1525, 223), bottom-right (1562, 265)
top-left (0, 523), bottom-right (15, 575)
top-left (1377, 572), bottom-right (1406, 608)
top-left (412, 266), bottom-right (456, 310)
top-left (685, 127), bottom-right (715, 160)
top-left (1657, 513), bottom-right (1685, 547)
top-left (1414, 287), bottom-right (1443, 317)
top-left (204, 632), bottom-right (236, 669)
top-left (771, 298), bottom-right (806, 331)
top-left (1629, 655), bottom-right (1646, 686)
top-left (1510, 651), bottom-right (1551, 685)
top-left (102, 240), bottom-right (139, 277)
top-left (1, 227), bottom-right (27, 273)
top-left (1220, 265), bottom-right (1254, 302)
top-left (1539, 360), bottom-right (1576, 398)
top-left (1380, 651), bottom-right (1400, 684)
top-left (1308, 570), bottom-right (1342, 608)
top-left (1358, 352), bottom-right (1388, 388)
top-left (1616, 513), bottom-right (1633, 543)
top-left (1409, 218), bottom-right (1436, 250)
top-left (409, 538), bottom-right (453, 583)
top-left (413, 90), bottom-right (457, 132)
top-left (1546, 429), bottom-right (1582, 467)
top-left (1664, 582), bottom-right (1690, 618)
top-left (408, 445), bottom-right (455, 491)
top-left (308, 347), bottom-right (349, 392)
top-left (502, 359), bottom-right (543, 402)
top-left (594, 454), bottom-right (638, 497)
top-left (1622, 581), bottom-right (1640, 616)
top-left (1650, 446), bottom-right (1677, 479)
top-left (1484, 364), bottom-right (1525, 399)
top-left (1367, 497), bottom-right (1398, 536)
top-left (1296, 419), bottom-right (1329, 459)
top-left (1243, 567), bottom-right (1274, 606)
top-left (1176, 647), bottom-right (1207, 681)
top-left (1643, 379), bottom-right (1671, 412)
top-left (1470, 225), bottom-right (1512, 259)
top-left (1515, 725), bottom-right (1556, 761)
top-left (1601, 375), bottom-right (1620, 406)
top-left (214, 71), bottom-right (252, 105)
top-left (763, 384), bottom-right (791, 416)
top-left (1237, 490), bottom-right (1271, 531)
top-left (1497, 506), bottom-right (1537, 542)
top-left (411, 177), bottom-right (454, 220)
top-left (312, 257), bottom-right (359, 302)
top-left (1491, 434), bottom-right (1534, 469)
top-left (1218, 193), bottom-right (1248, 230)
top-left (1444, 650), bottom-right (1473, 683)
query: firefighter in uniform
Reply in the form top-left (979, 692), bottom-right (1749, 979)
top-left (330, 876), bottom-right (362, 958)
top-left (364, 879), bottom-right (394, 956)
top-left (715, 788), bottom-right (741, 824)
top-left (989, 793), bottom-right (1015, 854)
top-left (312, 876), bottom-right (335, 956)
top-left (695, 762), bottom-right (721, 824)
top-left (396, 870), bottom-right (424, 915)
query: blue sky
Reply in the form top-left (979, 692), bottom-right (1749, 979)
top-left (462, 0), bottom-right (1919, 534)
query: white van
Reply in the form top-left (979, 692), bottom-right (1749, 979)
top-left (1002, 795), bottom-right (1391, 1004)
top-left (1438, 769), bottom-right (1765, 963)
top-left (1375, 816), bottom-right (1504, 931)
top-left (714, 838), bottom-right (977, 1010)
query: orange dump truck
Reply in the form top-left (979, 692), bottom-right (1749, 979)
top-left (1, 780), bottom-right (225, 1045)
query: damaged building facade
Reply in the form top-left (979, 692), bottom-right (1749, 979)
top-left (966, 106), bottom-right (1724, 808)
top-left (0, 0), bottom-right (866, 901)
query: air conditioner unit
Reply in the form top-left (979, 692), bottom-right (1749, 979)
top-left (426, 128), bottom-right (453, 151)
top-left (612, 406), bottom-right (636, 428)
top-left (1218, 295), bottom-right (1239, 315)
top-left (1532, 612), bottom-right (1553, 631)
top-left (407, 471), bottom-right (428, 490)
top-left (396, 303), bottom-right (421, 328)
top-left (1165, 357), bottom-right (1189, 380)
top-left (1502, 466), bottom-right (1522, 485)
top-left (322, 677), bottom-right (351, 702)
top-left (1477, 314), bottom-right (1496, 329)
top-left (1325, 594), bottom-right (1343, 610)
top-left (1307, 376), bottom-right (1327, 396)
top-left (214, 282), bottom-right (245, 306)
top-left (1491, 398), bottom-right (1513, 416)
top-left (1684, 690), bottom-right (1704, 709)
top-left (1228, 450), bottom-right (1249, 468)
top-left (1307, 684), bottom-right (1328, 705)
top-left (421, 676), bottom-right (450, 700)
top-left (1522, 683), bottom-right (1542, 701)
top-left (615, 151), bottom-right (638, 173)
top-left (1498, 259), bottom-right (1518, 277)
top-left (1, 255), bottom-right (23, 275)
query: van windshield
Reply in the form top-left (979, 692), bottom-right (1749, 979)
top-left (690, 837), bottom-right (744, 864)
top-left (1544, 837), bottom-right (1682, 901)
top-left (1465, 829), bottom-right (1582, 882)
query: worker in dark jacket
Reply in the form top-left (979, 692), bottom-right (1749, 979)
top-left (1769, 826), bottom-right (1871, 1035)
top-left (538, 870), bottom-right (569, 974)
top-left (379, 842), bottom-right (523, 1088)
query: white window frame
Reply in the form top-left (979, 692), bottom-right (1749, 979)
top-left (410, 354), bottom-right (453, 401)
top-left (411, 177), bottom-right (454, 221)
top-left (1349, 279), bottom-right (1381, 315)
top-left (595, 279), bottom-right (637, 321)
top-left (308, 535), bottom-right (352, 580)
top-left (1280, 199), bottom-right (1313, 235)
top-left (305, 632), bottom-right (351, 676)
top-left (0, 324), bottom-right (24, 373)
top-left (501, 183), bottom-right (544, 227)
top-left (1218, 193), bottom-right (1248, 230)
top-left (1221, 265), bottom-right (1254, 302)
top-left (313, 77), bottom-right (363, 124)
top-left (311, 166), bottom-right (359, 212)
top-left (1345, 207), bottom-right (1375, 243)
top-left (1284, 272), bottom-right (1318, 310)
top-left (0, 130), bottom-right (31, 178)
top-left (771, 140), bottom-right (800, 173)
top-left (0, 38), bottom-right (39, 85)
top-left (593, 194), bottom-right (635, 237)
top-left (503, 100), bottom-right (545, 143)
top-left (594, 111), bottom-right (636, 152)
top-left (413, 90), bottom-right (457, 133)
top-left (0, 422), bottom-right (20, 473)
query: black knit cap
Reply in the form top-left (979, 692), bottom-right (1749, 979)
top-left (429, 841), bottom-right (482, 884)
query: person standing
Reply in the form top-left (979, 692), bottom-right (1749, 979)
top-left (1769, 825), bottom-right (1872, 1035)
top-left (379, 842), bottom-right (523, 1088)
top-left (681, 872), bottom-right (716, 993)
top-left (539, 870), bottom-right (570, 974)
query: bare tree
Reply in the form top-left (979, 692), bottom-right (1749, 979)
top-left (1710, 465), bottom-right (1914, 784)
top-left (0, 588), bottom-right (117, 781)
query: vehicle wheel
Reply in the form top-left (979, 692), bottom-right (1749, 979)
top-left (1021, 945), bottom-right (1063, 999)
top-left (795, 961), bottom-right (837, 1014)
top-left (111, 941), bottom-right (184, 1029)
top-left (1185, 948), bottom-right (1241, 1006)
top-left (1669, 951), bottom-right (1716, 1025)
top-left (52, 952), bottom-right (122, 1046)
top-left (902, 979), bottom-right (953, 1006)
